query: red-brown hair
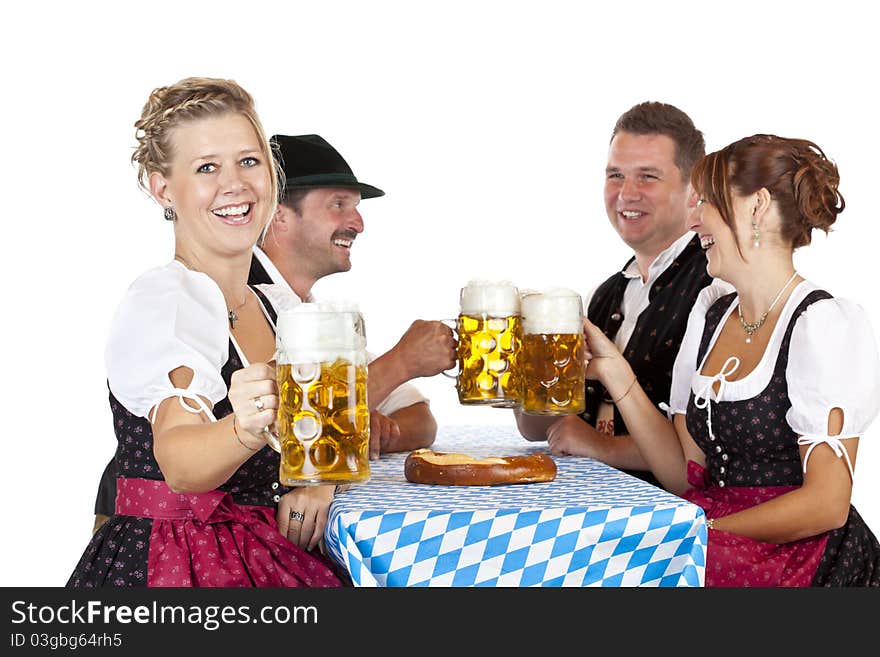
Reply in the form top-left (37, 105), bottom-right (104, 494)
top-left (691, 134), bottom-right (844, 251)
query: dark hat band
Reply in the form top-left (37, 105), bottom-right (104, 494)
top-left (282, 173), bottom-right (385, 199)
top-left (283, 173), bottom-right (361, 187)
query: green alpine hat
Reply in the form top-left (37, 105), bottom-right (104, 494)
top-left (271, 133), bottom-right (385, 199)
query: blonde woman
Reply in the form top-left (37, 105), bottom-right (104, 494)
top-left (567, 134), bottom-right (880, 586)
top-left (68, 78), bottom-right (342, 587)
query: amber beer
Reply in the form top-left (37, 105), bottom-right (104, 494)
top-left (274, 305), bottom-right (370, 485)
top-left (521, 289), bottom-right (586, 415)
top-left (455, 281), bottom-right (523, 406)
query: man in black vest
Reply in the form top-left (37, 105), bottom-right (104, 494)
top-left (516, 102), bottom-right (725, 488)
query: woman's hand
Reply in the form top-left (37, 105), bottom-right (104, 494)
top-left (276, 485), bottom-right (336, 551)
top-left (582, 318), bottom-right (633, 391)
top-left (228, 363), bottom-right (278, 446)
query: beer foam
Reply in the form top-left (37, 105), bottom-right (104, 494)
top-left (276, 303), bottom-right (367, 364)
top-left (459, 280), bottom-right (520, 316)
top-left (521, 288), bottom-right (583, 334)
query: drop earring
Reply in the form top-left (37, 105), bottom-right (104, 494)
top-left (752, 219), bottom-right (760, 248)
top-left (164, 206), bottom-right (176, 221)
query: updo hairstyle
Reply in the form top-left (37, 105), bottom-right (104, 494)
top-left (691, 134), bottom-right (845, 251)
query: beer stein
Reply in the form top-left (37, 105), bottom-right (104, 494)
top-left (444, 280), bottom-right (523, 407)
top-left (272, 303), bottom-right (370, 485)
top-left (520, 288), bottom-right (586, 415)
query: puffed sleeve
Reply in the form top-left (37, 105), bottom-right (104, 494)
top-left (105, 263), bottom-right (230, 422)
top-left (668, 281), bottom-right (734, 417)
top-left (787, 297), bottom-right (880, 476)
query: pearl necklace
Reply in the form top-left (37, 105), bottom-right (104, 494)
top-left (737, 272), bottom-right (798, 343)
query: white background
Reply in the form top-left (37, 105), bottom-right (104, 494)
top-left (2, 0), bottom-right (877, 586)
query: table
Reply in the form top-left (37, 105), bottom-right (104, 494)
top-left (325, 425), bottom-right (707, 587)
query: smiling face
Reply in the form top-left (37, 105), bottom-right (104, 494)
top-left (690, 193), bottom-right (753, 279)
top-left (150, 113), bottom-right (272, 259)
top-left (287, 187), bottom-right (365, 279)
top-left (604, 131), bottom-right (692, 260)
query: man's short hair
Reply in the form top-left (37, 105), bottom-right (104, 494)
top-left (612, 101), bottom-right (705, 180)
top-left (279, 188), bottom-right (311, 215)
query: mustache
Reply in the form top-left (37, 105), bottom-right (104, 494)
top-left (332, 230), bottom-right (358, 241)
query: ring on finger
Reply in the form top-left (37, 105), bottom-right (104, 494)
top-left (253, 396), bottom-right (265, 411)
top-left (289, 510), bottom-right (305, 523)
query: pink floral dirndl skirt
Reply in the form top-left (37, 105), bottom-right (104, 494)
top-left (683, 461), bottom-right (827, 587)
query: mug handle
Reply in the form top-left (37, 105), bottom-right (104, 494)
top-left (264, 357), bottom-right (282, 452)
top-left (262, 425), bottom-right (282, 453)
top-left (439, 318), bottom-right (460, 379)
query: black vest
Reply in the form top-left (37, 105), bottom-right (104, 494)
top-left (94, 285), bottom-right (279, 517)
top-left (248, 251), bottom-right (272, 286)
top-left (582, 235), bottom-right (713, 484)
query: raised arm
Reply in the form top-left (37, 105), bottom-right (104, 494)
top-left (366, 319), bottom-right (456, 405)
top-left (582, 319), bottom-right (692, 493)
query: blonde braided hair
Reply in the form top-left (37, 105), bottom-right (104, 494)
top-left (132, 77), bottom-right (279, 217)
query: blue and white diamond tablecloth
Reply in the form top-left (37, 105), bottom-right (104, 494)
top-left (325, 424), bottom-right (707, 587)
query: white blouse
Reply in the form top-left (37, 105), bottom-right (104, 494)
top-left (669, 280), bottom-right (880, 476)
top-left (106, 261), bottom-right (426, 424)
top-left (105, 262), bottom-right (284, 422)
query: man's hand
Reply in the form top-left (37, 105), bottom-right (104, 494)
top-left (546, 415), bottom-right (606, 458)
top-left (393, 320), bottom-right (457, 379)
top-left (369, 411), bottom-right (401, 460)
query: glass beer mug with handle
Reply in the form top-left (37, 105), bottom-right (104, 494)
top-left (271, 303), bottom-right (370, 485)
top-left (443, 280), bottom-right (523, 407)
top-left (520, 288), bottom-right (586, 415)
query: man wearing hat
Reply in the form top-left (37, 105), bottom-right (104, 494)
top-left (250, 134), bottom-right (456, 460)
top-left (91, 135), bottom-right (456, 536)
